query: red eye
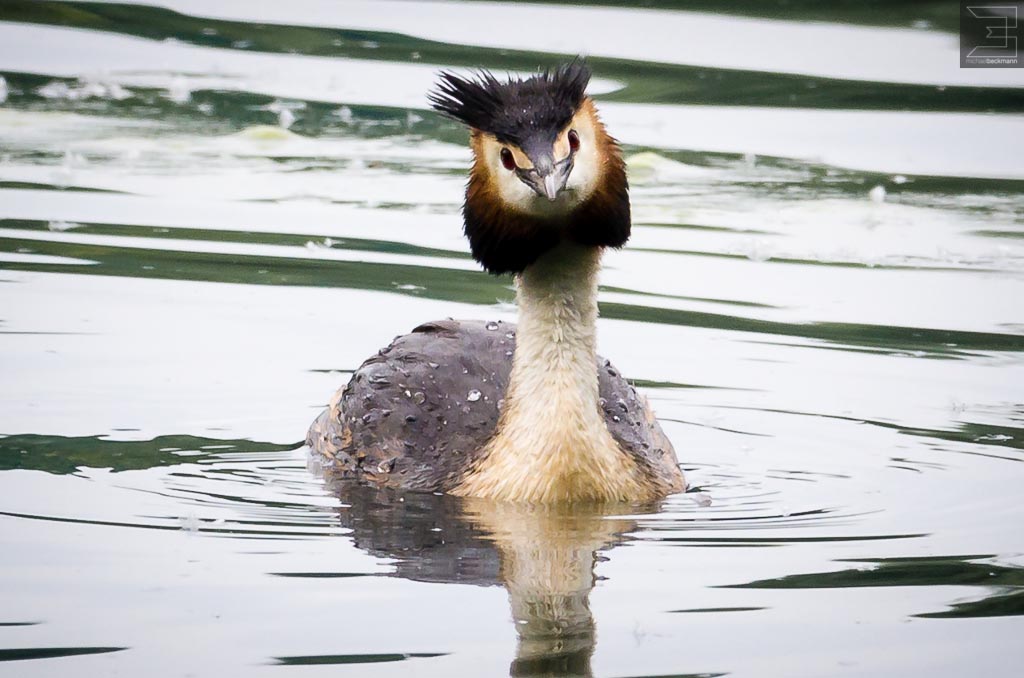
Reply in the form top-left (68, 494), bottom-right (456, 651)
top-left (500, 147), bottom-right (516, 171)
top-left (568, 129), bottom-right (580, 152)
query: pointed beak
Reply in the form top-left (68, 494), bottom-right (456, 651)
top-left (517, 154), bottom-right (574, 201)
top-left (514, 134), bottom-right (576, 201)
top-left (542, 171), bottom-right (562, 201)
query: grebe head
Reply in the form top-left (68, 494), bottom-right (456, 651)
top-left (429, 61), bottom-right (630, 274)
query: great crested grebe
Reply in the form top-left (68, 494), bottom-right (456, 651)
top-left (308, 62), bottom-right (685, 502)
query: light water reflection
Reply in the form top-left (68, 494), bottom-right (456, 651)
top-left (321, 483), bottom-right (650, 677)
top-left (1, 0), bottom-right (1023, 676)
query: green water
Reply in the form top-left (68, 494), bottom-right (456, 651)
top-left (1, 1), bottom-right (1022, 676)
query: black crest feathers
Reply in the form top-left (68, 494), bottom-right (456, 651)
top-left (428, 61), bottom-right (591, 143)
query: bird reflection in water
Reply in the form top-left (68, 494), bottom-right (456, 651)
top-left (321, 478), bottom-right (658, 678)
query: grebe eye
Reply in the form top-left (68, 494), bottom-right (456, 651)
top-left (500, 147), bottom-right (516, 171)
top-left (567, 129), bottom-right (580, 152)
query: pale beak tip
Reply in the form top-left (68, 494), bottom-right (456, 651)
top-left (543, 174), bottom-right (560, 201)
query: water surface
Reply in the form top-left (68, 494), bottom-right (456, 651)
top-left (1, 1), bottom-right (1023, 676)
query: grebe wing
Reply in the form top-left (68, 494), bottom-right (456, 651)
top-left (595, 359), bottom-right (682, 492)
top-left (308, 319), bottom-right (513, 491)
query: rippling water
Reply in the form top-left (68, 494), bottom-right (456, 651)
top-left (1, 1), bottom-right (1023, 676)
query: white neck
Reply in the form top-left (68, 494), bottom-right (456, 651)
top-left (454, 243), bottom-right (646, 502)
top-left (512, 242), bottom-right (603, 420)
